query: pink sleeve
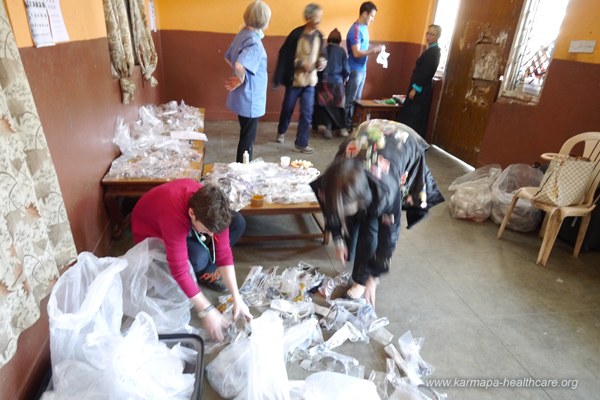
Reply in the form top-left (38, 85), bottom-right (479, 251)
top-left (214, 227), bottom-right (234, 267)
top-left (162, 223), bottom-right (201, 298)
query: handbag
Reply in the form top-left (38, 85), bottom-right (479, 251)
top-left (532, 153), bottom-right (596, 206)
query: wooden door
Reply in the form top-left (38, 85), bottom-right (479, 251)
top-left (432, 0), bottom-right (525, 165)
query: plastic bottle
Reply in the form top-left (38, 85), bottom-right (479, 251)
top-left (242, 150), bottom-right (249, 164)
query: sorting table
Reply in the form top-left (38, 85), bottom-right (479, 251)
top-left (203, 164), bottom-right (329, 244)
top-left (353, 99), bottom-right (402, 125)
top-left (101, 140), bottom-right (205, 238)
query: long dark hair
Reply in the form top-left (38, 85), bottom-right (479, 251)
top-left (320, 157), bottom-right (372, 235)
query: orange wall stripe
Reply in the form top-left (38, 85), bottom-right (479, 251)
top-left (154, 0), bottom-right (433, 43)
top-left (553, 0), bottom-right (600, 63)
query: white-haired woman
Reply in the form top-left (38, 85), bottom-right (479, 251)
top-left (225, 1), bottom-right (272, 163)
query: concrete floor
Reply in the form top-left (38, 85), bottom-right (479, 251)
top-left (111, 120), bottom-right (600, 400)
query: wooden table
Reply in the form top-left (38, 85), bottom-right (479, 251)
top-left (101, 140), bottom-right (205, 238)
top-left (353, 99), bottom-right (402, 126)
top-left (203, 164), bottom-right (329, 244)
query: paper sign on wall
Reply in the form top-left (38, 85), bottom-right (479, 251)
top-left (45, 0), bottom-right (70, 42)
top-left (24, 0), bottom-right (54, 47)
top-left (24, 0), bottom-right (70, 48)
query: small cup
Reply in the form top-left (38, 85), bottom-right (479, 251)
top-left (251, 194), bottom-right (264, 207)
top-left (280, 156), bottom-right (291, 167)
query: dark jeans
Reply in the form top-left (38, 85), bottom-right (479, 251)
top-left (236, 116), bottom-right (259, 163)
top-left (187, 211), bottom-right (246, 274)
top-left (277, 86), bottom-right (315, 148)
top-left (344, 70), bottom-right (366, 130)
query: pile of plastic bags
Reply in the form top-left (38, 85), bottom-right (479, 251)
top-left (448, 163), bottom-right (544, 232)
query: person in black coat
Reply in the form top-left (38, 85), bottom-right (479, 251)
top-left (398, 24), bottom-right (442, 139)
top-left (273, 3), bottom-right (326, 153)
top-left (310, 119), bottom-right (444, 306)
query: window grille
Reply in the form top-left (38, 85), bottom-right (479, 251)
top-left (500, 0), bottom-right (568, 103)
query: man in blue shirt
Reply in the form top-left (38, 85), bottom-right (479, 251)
top-left (344, 1), bottom-right (382, 135)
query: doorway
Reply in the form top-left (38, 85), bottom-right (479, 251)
top-left (432, 0), bottom-right (525, 165)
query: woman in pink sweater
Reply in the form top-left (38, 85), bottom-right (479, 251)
top-left (132, 179), bottom-right (251, 341)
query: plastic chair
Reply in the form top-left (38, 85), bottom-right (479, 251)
top-left (497, 132), bottom-right (600, 266)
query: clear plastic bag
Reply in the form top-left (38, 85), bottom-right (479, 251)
top-left (302, 371), bottom-right (381, 399)
top-left (236, 310), bottom-right (290, 400)
top-left (119, 238), bottom-right (191, 333)
top-left (448, 165), bottom-right (501, 222)
top-left (47, 252), bottom-right (127, 371)
top-left (46, 249), bottom-right (197, 400)
top-left (490, 164), bottom-right (544, 232)
top-left (206, 335), bottom-right (251, 398)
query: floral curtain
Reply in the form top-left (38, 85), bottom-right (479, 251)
top-left (0, 4), bottom-right (77, 367)
top-left (103, 0), bottom-right (159, 103)
top-left (129, 0), bottom-right (158, 87)
top-left (103, 0), bottom-right (136, 103)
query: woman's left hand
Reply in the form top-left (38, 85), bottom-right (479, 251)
top-left (225, 76), bottom-right (243, 91)
top-left (232, 297), bottom-right (253, 322)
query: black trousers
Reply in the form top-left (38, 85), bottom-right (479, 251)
top-left (236, 116), bottom-right (259, 163)
top-left (345, 205), bottom-right (401, 285)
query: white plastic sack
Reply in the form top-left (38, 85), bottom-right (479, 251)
top-left (120, 238), bottom-right (191, 333)
top-left (490, 164), bottom-right (544, 232)
top-left (206, 336), bottom-right (251, 398)
top-left (302, 371), bottom-right (381, 400)
top-left (448, 165), bottom-right (501, 222)
top-left (47, 252), bottom-right (127, 370)
top-left (47, 313), bottom-right (195, 400)
top-left (237, 310), bottom-right (290, 400)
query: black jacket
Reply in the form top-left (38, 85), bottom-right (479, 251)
top-left (310, 120), bottom-right (444, 242)
top-left (273, 25), bottom-right (324, 88)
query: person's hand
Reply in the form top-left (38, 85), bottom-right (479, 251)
top-left (364, 276), bottom-right (379, 308)
top-left (381, 213), bottom-right (395, 226)
top-left (225, 76), bottom-right (243, 91)
top-left (200, 307), bottom-right (228, 341)
top-left (334, 239), bottom-right (347, 264)
top-left (232, 297), bottom-right (253, 322)
top-left (300, 61), bottom-right (312, 72)
top-left (372, 45), bottom-right (383, 54)
top-left (409, 88), bottom-right (416, 100)
top-left (317, 57), bottom-right (327, 72)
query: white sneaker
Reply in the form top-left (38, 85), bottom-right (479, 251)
top-left (339, 128), bottom-right (349, 137)
top-left (276, 134), bottom-right (285, 143)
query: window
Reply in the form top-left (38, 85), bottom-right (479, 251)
top-left (499, 0), bottom-right (569, 103)
top-left (433, 0), bottom-right (461, 74)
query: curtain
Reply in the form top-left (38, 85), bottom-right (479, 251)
top-left (0, 4), bottom-right (77, 367)
top-left (129, 0), bottom-right (158, 87)
top-left (103, 0), bottom-right (159, 103)
top-left (103, 0), bottom-right (136, 103)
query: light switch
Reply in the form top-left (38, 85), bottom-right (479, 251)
top-left (568, 40), bottom-right (596, 53)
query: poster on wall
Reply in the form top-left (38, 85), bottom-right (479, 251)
top-left (45, 0), bottom-right (70, 42)
top-left (148, 0), bottom-right (157, 33)
top-left (24, 0), bottom-right (70, 47)
top-left (24, 0), bottom-right (55, 47)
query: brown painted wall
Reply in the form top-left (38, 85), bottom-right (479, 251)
top-left (0, 35), bottom-right (164, 400)
top-left (159, 30), bottom-right (421, 121)
top-left (19, 35), bottom-right (163, 255)
top-left (479, 59), bottom-right (600, 167)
